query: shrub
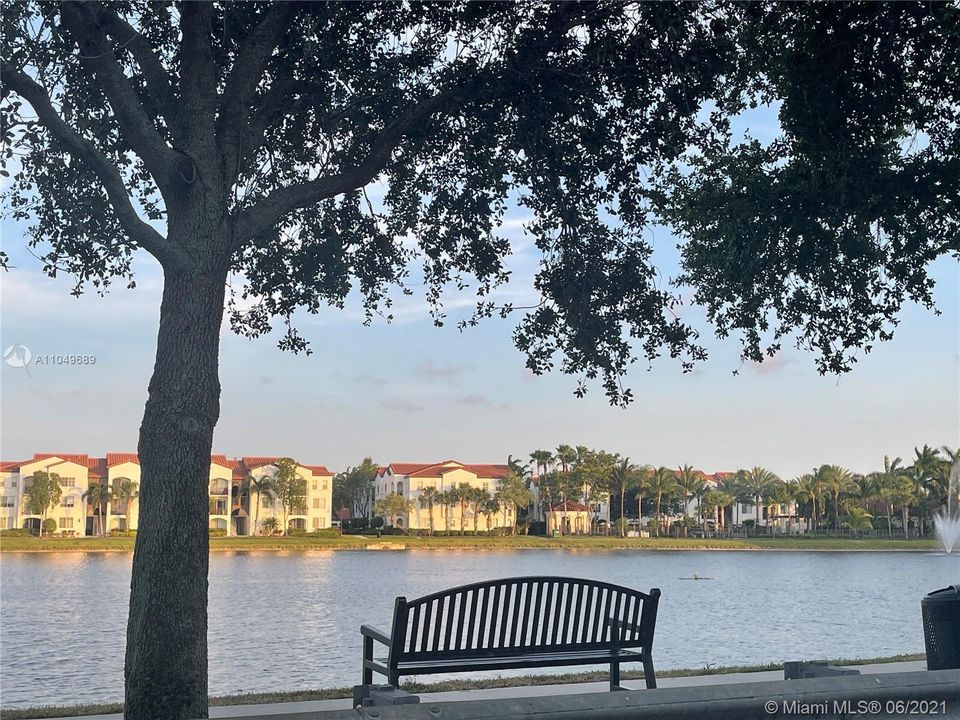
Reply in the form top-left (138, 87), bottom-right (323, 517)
top-left (0, 528), bottom-right (32, 537)
top-left (308, 528), bottom-right (341, 538)
top-left (287, 528), bottom-right (307, 537)
top-left (371, 516), bottom-right (385, 529)
top-left (110, 530), bottom-right (137, 537)
top-left (528, 521), bottom-right (546, 536)
top-left (345, 517), bottom-right (369, 531)
top-left (208, 528), bottom-right (227, 537)
top-left (42, 518), bottom-right (58, 534)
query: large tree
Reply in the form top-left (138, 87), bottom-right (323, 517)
top-left (25, 470), bottom-right (63, 536)
top-left (332, 457), bottom-right (378, 519)
top-left (2, 3), bottom-right (957, 717)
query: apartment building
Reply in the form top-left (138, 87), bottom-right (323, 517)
top-left (0, 452), bottom-right (333, 536)
top-left (372, 460), bottom-right (512, 532)
top-left (240, 456), bottom-right (333, 534)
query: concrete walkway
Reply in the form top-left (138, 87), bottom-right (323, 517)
top-left (37, 661), bottom-right (927, 720)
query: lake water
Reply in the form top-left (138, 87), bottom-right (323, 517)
top-left (1, 549), bottom-right (957, 709)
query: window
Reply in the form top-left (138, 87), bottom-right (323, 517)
top-left (312, 480), bottom-right (318, 491)
top-left (0, 496), bottom-right (14, 508)
top-left (9, 480), bottom-right (16, 488)
top-left (61, 497), bottom-right (75, 508)
top-left (321, 498), bottom-right (327, 509)
top-left (312, 517), bottom-right (321, 529)
top-left (59, 517), bottom-right (74, 529)
top-left (322, 480), bottom-right (328, 491)
top-left (312, 498), bottom-right (320, 509)
top-left (60, 478), bottom-right (76, 487)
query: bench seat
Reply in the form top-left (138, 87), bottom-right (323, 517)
top-left (359, 576), bottom-right (660, 696)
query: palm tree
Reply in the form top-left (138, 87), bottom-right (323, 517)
top-left (867, 455), bottom-right (908, 538)
top-left (481, 496), bottom-right (501, 534)
top-left (441, 489), bottom-right (458, 535)
top-left (765, 479), bottom-right (795, 535)
top-left (611, 458), bottom-right (636, 537)
top-left (260, 517), bottom-right (279, 535)
top-left (420, 486), bottom-right (440, 535)
top-left (529, 449), bottom-right (555, 509)
top-left (676, 465), bottom-right (706, 536)
top-left (630, 466), bottom-right (652, 531)
top-left (706, 490), bottom-right (735, 533)
top-left (740, 467), bottom-right (780, 529)
top-left (555, 444), bottom-right (577, 501)
top-left (891, 476), bottom-right (917, 539)
top-left (818, 465), bottom-right (859, 530)
top-left (648, 467), bottom-right (678, 537)
top-left (243, 473), bottom-right (274, 536)
top-left (467, 486), bottom-right (488, 534)
top-left (714, 474), bottom-right (739, 530)
top-left (843, 507), bottom-right (873, 537)
top-left (82, 482), bottom-right (115, 536)
top-left (114, 479), bottom-right (140, 530)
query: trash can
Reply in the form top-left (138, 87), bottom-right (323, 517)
top-left (921, 585), bottom-right (960, 670)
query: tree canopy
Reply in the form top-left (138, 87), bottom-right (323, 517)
top-left (3, 2), bottom-right (956, 405)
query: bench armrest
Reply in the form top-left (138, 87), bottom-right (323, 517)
top-left (360, 624), bottom-right (392, 646)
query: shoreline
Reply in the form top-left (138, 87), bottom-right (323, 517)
top-left (0, 654), bottom-right (926, 719)
top-left (0, 535), bottom-right (943, 554)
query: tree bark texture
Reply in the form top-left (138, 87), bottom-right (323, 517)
top-left (125, 262), bottom-right (226, 720)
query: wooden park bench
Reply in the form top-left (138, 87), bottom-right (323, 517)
top-left (358, 576), bottom-right (660, 703)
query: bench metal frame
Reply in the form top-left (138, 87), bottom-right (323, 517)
top-left (360, 576), bottom-right (660, 692)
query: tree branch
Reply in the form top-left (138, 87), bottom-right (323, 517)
top-left (1, 64), bottom-right (198, 272)
top-left (59, 1), bottom-right (177, 191)
top-left (90, 2), bottom-right (180, 142)
top-left (233, 92), bottom-right (455, 244)
top-left (217, 3), bottom-right (296, 187)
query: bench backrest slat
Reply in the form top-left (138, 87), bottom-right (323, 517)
top-left (394, 576), bottom-right (659, 662)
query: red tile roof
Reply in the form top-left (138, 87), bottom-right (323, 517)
top-left (548, 500), bottom-right (591, 513)
top-left (210, 454), bottom-right (232, 468)
top-left (241, 456), bottom-right (282, 469)
top-left (106, 453), bottom-right (139, 466)
top-left (0, 461), bottom-right (21, 472)
top-left (386, 462), bottom-right (441, 476)
top-left (389, 461), bottom-right (511, 479)
top-left (304, 465), bottom-right (332, 476)
top-left (33, 453), bottom-right (89, 466)
top-left (462, 464), bottom-right (511, 479)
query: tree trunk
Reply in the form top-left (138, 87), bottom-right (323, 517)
top-left (125, 265), bottom-right (226, 720)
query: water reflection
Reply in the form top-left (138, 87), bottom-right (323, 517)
top-left (1, 550), bottom-right (955, 708)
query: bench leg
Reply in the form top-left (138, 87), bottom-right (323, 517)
top-left (362, 635), bottom-right (374, 685)
top-left (609, 661), bottom-right (620, 690)
top-left (643, 654), bottom-right (657, 689)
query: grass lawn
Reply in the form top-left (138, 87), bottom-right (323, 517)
top-left (1, 654), bottom-right (925, 719)
top-left (0, 534), bottom-right (940, 552)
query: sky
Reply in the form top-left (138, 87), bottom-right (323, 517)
top-left (1, 106), bottom-right (958, 480)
